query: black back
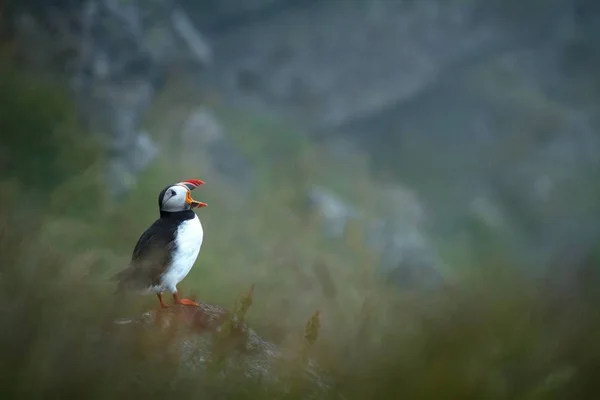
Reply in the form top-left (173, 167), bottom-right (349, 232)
top-left (113, 210), bottom-right (196, 290)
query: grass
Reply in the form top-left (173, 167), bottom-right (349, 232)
top-left (2, 62), bottom-right (600, 399)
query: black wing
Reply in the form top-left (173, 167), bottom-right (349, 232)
top-left (131, 219), bottom-right (176, 261)
top-left (113, 218), bottom-right (179, 291)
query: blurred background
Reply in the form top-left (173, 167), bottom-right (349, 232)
top-left (1, 0), bottom-right (600, 398)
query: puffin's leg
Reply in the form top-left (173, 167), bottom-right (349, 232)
top-left (157, 293), bottom-right (169, 308)
top-left (173, 291), bottom-right (199, 307)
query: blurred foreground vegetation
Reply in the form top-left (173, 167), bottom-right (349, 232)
top-left (2, 60), bottom-right (600, 400)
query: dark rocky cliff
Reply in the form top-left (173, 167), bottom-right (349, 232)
top-left (4, 0), bottom-right (600, 289)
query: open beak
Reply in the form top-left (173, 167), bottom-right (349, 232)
top-left (186, 191), bottom-right (207, 208)
top-left (178, 179), bottom-right (207, 208)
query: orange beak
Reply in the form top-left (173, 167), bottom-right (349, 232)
top-left (185, 190), bottom-right (207, 208)
top-left (178, 179), bottom-right (207, 208)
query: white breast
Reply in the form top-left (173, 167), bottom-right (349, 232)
top-left (160, 214), bottom-right (203, 293)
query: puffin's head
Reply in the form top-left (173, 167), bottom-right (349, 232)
top-left (158, 179), bottom-right (207, 212)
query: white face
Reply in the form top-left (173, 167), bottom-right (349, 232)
top-left (160, 185), bottom-right (190, 212)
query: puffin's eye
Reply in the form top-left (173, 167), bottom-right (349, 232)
top-left (170, 190), bottom-right (176, 196)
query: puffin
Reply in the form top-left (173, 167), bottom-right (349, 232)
top-left (113, 179), bottom-right (207, 308)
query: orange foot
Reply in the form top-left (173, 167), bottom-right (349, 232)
top-left (173, 292), bottom-right (200, 307)
top-left (157, 293), bottom-right (169, 309)
top-left (177, 298), bottom-right (200, 306)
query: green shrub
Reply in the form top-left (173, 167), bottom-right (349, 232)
top-left (0, 63), bottom-right (99, 196)
top-left (1, 58), bottom-right (600, 399)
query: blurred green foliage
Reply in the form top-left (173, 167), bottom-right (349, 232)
top-left (0, 63), bottom-right (99, 194)
top-left (1, 56), bottom-right (600, 400)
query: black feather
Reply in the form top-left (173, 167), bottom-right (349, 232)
top-left (113, 210), bottom-right (196, 292)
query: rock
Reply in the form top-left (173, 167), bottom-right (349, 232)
top-left (76, 78), bottom-right (158, 197)
top-left (114, 303), bottom-right (330, 397)
top-left (469, 195), bottom-right (508, 232)
top-left (332, 33), bottom-right (600, 274)
top-left (199, 0), bottom-right (514, 130)
top-left (130, 131), bottom-right (160, 176)
top-left (307, 186), bottom-right (362, 238)
top-left (10, 0), bottom-right (213, 199)
top-left (307, 185), bottom-right (445, 290)
top-left (181, 107), bottom-right (226, 146)
top-left (171, 7), bottom-right (213, 65)
top-left (105, 130), bottom-right (159, 199)
top-left (180, 107), bottom-right (255, 189)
